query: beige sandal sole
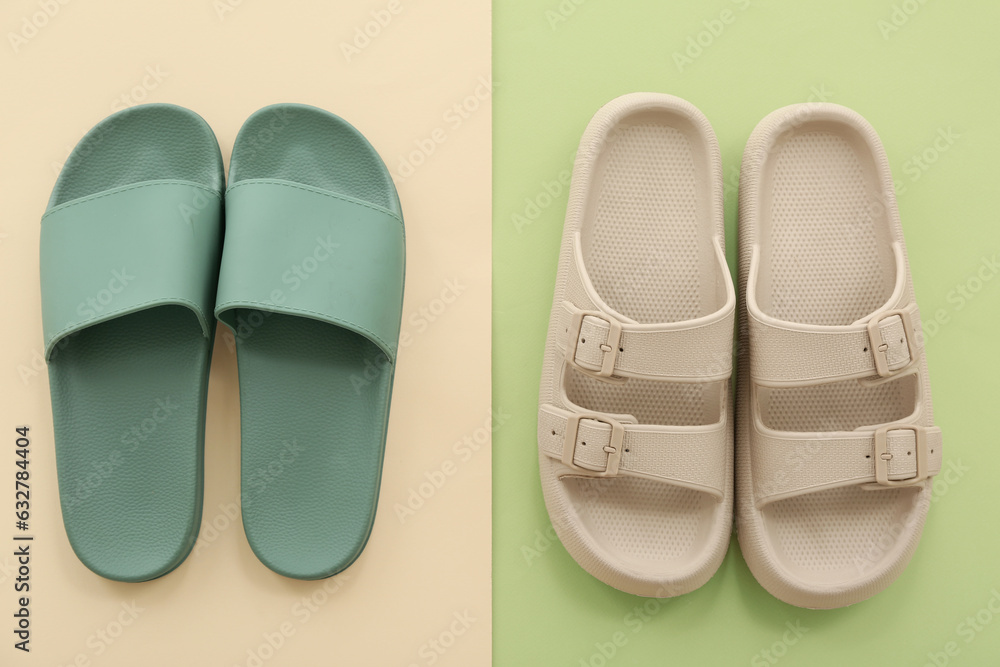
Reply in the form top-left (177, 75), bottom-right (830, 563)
top-left (537, 93), bottom-right (735, 597)
top-left (737, 103), bottom-right (942, 609)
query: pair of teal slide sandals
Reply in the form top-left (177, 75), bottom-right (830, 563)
top-left (40, 103), bottom-right (405, 582)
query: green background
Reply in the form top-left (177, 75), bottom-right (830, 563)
top-left (493, 0), bottom-right (1000, 664)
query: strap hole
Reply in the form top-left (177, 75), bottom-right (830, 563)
top-left (900, 338), bottom-right (904, 344)
top-left (907, 451), bottom-right (911, 456)
top-left (581, 441), bottom-right (586, 446)
top-left (618, 347), bottom-right (624, 352)
top-left (931, 449), bottom-right (935, 453)
top-left (865, 455), bottom-right (870, 459)
top-left (624, 448), bottom-right (630, 453)
top-left (580, 338), bottom-right (586, 344)
top-left (863, 347), bottom-right (868, 352)
top-left (551, 430), bottom-right (556, 436)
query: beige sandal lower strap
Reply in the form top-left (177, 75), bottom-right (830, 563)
top-left (750, 423), bottom-right (943, 508)
top-left (538, 404), bottom-right (726, 499)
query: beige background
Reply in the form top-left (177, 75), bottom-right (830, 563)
top-left (0, 1), bottom-right (491, 664)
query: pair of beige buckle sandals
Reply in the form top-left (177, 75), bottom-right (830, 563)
top-left (537, 93), bottom-right (942, 609)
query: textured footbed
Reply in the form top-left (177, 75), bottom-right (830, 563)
top-left (753, 121), bottom-right (921, 585)
top-left (561, 106), bottom-right (727, 573)
top-left (49, 104), bottom-right (224, 207)
top-left (46, 105), bottom-right (221, 582)
top-left (227, 105), bottom-right (400, 580)
top-left (230, 311), bottom-right (391, 578)
top-left (49, 309), bottom-right (209, 581)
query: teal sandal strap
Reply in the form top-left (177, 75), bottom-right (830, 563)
top-left (40, 180), bottom-right (223, 360)
top-left (214, 179), bottom-right (405, 362)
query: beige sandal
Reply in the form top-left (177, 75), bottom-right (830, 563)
top-left (536, 93), bottom-right (735, 597)
top-left (736, 103), bottom-right (943, 609)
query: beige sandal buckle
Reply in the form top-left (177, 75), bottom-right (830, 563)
top-left (873, 424), bottom-right (929, 487)
top-left (867, 308), bottom-right (919, 378)
top-left (562, 413), bottom-right (624, 477)
top-left (564, 307), bottom-right (625, 384)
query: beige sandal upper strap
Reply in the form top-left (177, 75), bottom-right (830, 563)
top-left (555, 300), bottom-right (735, 383)
top-left (537, 404), bottom-right (727, 500)
top-left (746, 242), bottom-right (923, 386)
top-left (748, 305), bottom-right (922, 387)
top-left (750, 423), bottom-right (943, 508)
top-left (556, 230), bottom-right (735, 384)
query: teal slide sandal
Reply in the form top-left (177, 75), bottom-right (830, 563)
top-left (40, 104), bottom-right (224, 581)
top-left (216, 104), bottom-right (405, 580)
